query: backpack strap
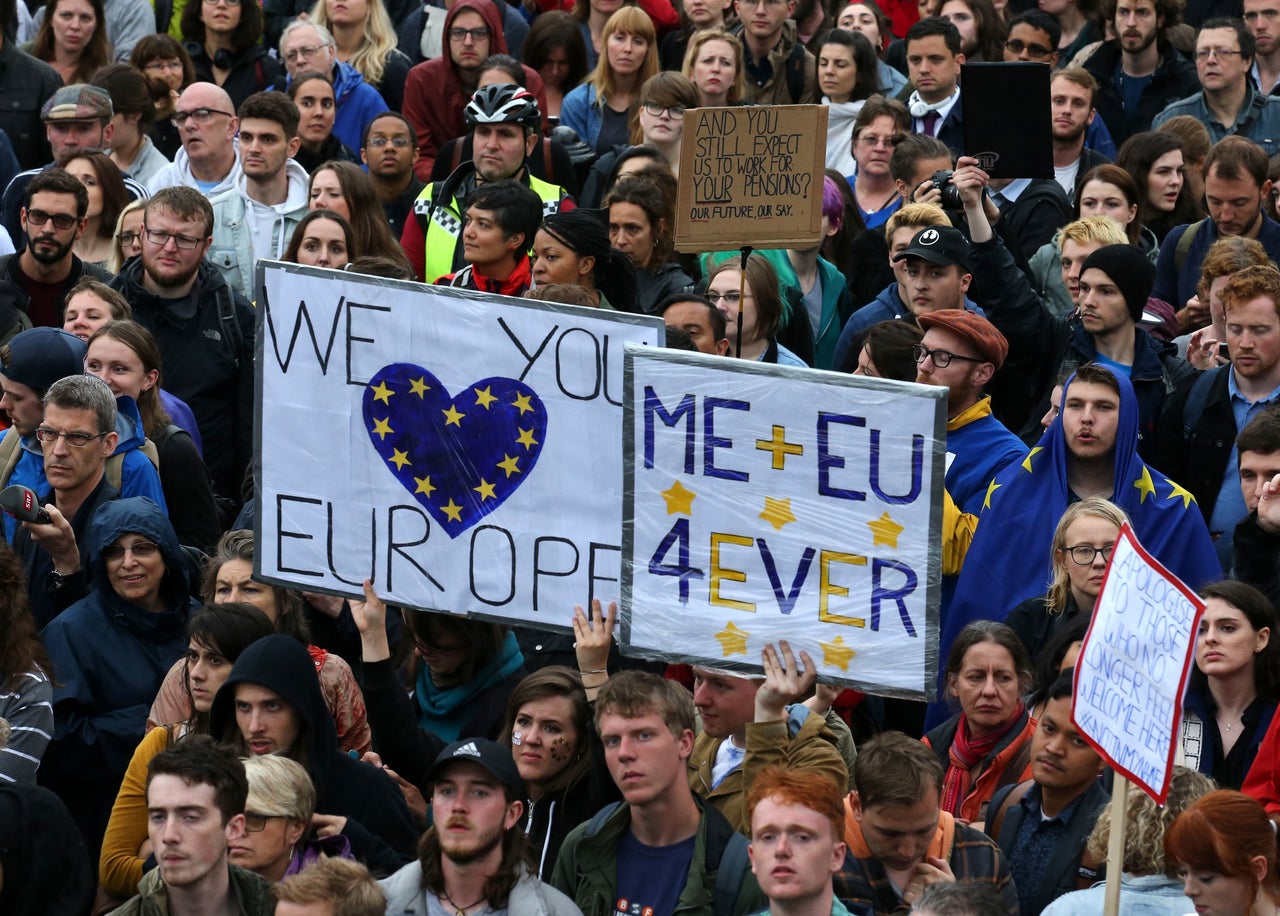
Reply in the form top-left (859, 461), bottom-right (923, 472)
top-left (711, 831), bottom-right (749, 916)
top-left (585, 801), bottom-right (622, 837)
top-left (105, 454), bottom-right (125, 492)
top-left (1174, 218), bottom-right (1207, 277)
top-left (988, 780), bottom-right (1034, 843)
top-left (542, 136), bottom-right (554, 181)
top-left (1180, 365), bottom-right (1226, 442)
top-left (784, 40), bottom-right (807, 104)
top-left (451, 139), bottom-right (464, 173)
top-left (216, 286), bottom-right (243, 364)
top-left (0, 426), bottom-right (22, 488)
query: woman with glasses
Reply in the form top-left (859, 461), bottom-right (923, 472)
top-left (705, 254), bottom-right (807, 365)
top-left (1005, 498), bottom-right (1128, 662)
top-left (91, 64), bottom-right (172, 186)
top-left (57, 150), bottom-right (128, 269)
top-left (39, 496), bottom-right (202, 866)
top-left (561, 6), bottom-right (659, 155)
top-left (232, 755), bottom-right (355, 881)
top-left (108, 199), bottom-right (146, 274)
top-left (923, 620), bottom-right (1036, 824)
top-left (180, 0), bottom-right (280, 109)
top-left (98, 602), bottom-right (275, 903)
top-left (681, 28), bottom-right (745, 108)
top-left (85, 319), bottom-right (220, 549)
top-left (148, 528), bottom-right (376, 758)
top-left (1177, 581), bottom-right (1280, 790)
top-left (580, 71), bottom-right (695, 198)
top-left (286, 70), bottom-right (359, 173)
top-left (29, 0), bottom-right (111, 86)
top-left (129, 34), bottom-right (196, 159)
top-left (848, 96), bottom-right (911, 229)
top-left (820, 29), bottom-right (881, 174)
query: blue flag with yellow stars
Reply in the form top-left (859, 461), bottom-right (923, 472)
top-left (941, 365), bottom-right (1221, 673)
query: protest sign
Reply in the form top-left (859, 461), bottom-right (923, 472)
top-left (621, 347), bottom-right (946, 697)
top-left (674, 104), bottom-right (827, 252)
top-left (1072, 523), bottom-right (1204, 803)
top-left (254, 261), bottom-right (664, 628)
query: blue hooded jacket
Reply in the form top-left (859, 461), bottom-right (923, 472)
top-left (38, 497), bottom-right (197, 860)
top-left (330, 61), bottom-right (390, 154)
top-left (4, 395), bottom-right (167, 541)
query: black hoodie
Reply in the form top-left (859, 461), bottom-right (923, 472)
top-left (209, 634), bottom-right (418, 874)
top-left (0, 783), bottom-right (94, 915)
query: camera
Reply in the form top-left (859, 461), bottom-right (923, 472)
top-left (930, 170), bottom-right (963, 210)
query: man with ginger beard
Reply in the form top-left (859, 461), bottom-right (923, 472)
top-left (379, 738), bottom-right (581, 915)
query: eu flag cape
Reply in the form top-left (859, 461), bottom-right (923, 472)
top-left (941, 366), bottom-right (1221, 672)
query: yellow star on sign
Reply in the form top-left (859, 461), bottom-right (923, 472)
top-left (1165, 477), bottom-right (1197, 509)
top-left (414, 476), bottom-right (435, 496)
top-left (867, 512), bottom-right (904, 548)
top-left (440, 499), bottom-right (463, 522)
top-left (497, 454), bottom-right (521, 478)
top-left (513, 392), bottom-right (534, 415)
top-left (516, 428), bottom-right (538, 450)
top-left (442, 405), bottom-right (464, 427)
top-left (820, 635), bottom-right (855, 671)
top-left (474, 478), bottom-right (497, 501)
top-left (371, 417), bottom-right (393, 440)
top-left (714, 621), bottom-right (750, 657)
top-left (1021, 446), bottom-right (1043, 473)
top-left (474, 386), bottom-right (497, 409)
top-left (1133, 466), bottom-right (1156, 503)
top-left (389, 449), bottom-right (411, 470)
top-left (760, 496), bottom-right (797, 531)
top-left (661, 480), bottom-right (696, 515)
top-left (982, 479), bottom-right (1001, 511)
top-left (370, 381), bottom-right (394, 404)
top-left (409, 377), bottom-right (429, 397)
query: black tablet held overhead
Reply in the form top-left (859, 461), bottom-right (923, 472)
top-left (961, 61), bottom-right (1053, 179)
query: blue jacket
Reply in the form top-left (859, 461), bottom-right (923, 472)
top-left (560, 83), bottom-right (603, 150)
top-left (330, 60), bottom-right (390, 154)
top-left (38, 498), bottom-right (197, 860)
top-left (1152, 213), bottom-right (1280, 312)
top-left (3, 395), bottom-right (166, 542)
top-left (832, 282), bottom-right (984, 371)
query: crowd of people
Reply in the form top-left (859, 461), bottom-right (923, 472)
top-left (7, 0), bottom-right (1280, 911)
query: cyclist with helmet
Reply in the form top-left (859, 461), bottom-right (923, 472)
top-left (402, 83), bottom-right (576, 284)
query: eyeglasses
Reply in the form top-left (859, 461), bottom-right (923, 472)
top-left (912, 344), bottom-right (984, 368)
top-left (413, 634), bottom-right (467, 655)
top-left (740, 0), bottom-right (788, 8)
top-left (642, 102), bottom-right (685, 119)
top-left (1004, 38), bottom-right (1053, 58)
top-left (365, 136), bottom-right (413, 149)
top-left (1193, 47), bottom-right (1244, 61)
top-left (170, 107), bottom-right (234, 126)
top-left (1065, 544), bottom-right (1115, 565)
top-left (708, 291), bottom-right (748, 306)
top-left (143, 228), bottom-right (203, 250)
top-left (448, 26), bottom-right (490, 42)
top-left (117, 231), bottom-right (140, 246)
top-left (34, 426), bottom-right (106, 447)
top-left (283, 43), bottom-right (326, 63)
top-left (243, 812), bottom-right (286, 833)
top-left (25, 208), bottom-right (79, 230)
top-left (143, 59), bottom-right (185, 73)
top-left (856, 133), bottom-right (897, 148)
top-left (101, 541), bottom-right (161, 562)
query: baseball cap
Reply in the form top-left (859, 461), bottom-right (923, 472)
top-left (917, 309), bottom-right (1009, 369)
top-left (892, 226), bottom-right (972, 272)
top-left (427, 738), bottom-right (522, 796)
top-left (41, 85), bottom-right (113, 122)
top-left (1, 328), bottom-right (87, 394)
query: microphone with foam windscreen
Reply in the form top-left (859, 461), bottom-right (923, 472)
top-left (0, 485), bottom-right (51, 524)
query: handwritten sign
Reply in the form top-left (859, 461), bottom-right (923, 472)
top-left (675, 104), bottom-right (827, 252)
top-left (1072, 524), bottom-right (1204, 803)
top-left (254, 261), bottom-right (663, 627)
top-left (621, 347), bottom-right (946, 697)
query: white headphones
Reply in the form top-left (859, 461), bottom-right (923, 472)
top-left (908, 91), bottom-right (955, 119)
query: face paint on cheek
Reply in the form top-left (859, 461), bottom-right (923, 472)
top-left (511, 732), bottom-right (523, 746)
top-left (548, 736), bottom-right (571, 762)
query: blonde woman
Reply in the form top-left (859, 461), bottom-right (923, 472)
top-left (560, 6), bottom-right (658, 154)
top-left (1004, 498), bottom-right (1129, 660)
top-left (308, 0), bottom-right (410, 111)
top-left (682, 28), bottom-right (745, 107)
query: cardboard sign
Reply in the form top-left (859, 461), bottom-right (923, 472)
top-left (1072, 524), bottom-right (1205, 803)
top-left (675, 104), bottom-right (827, 252)
top-left (621, 347), bottom-right (946, 698)
top-left (254, 262), bottom-right (663, 627)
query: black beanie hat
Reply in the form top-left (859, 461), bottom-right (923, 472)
top-left (1080, 245), bottom-right (1156, 322)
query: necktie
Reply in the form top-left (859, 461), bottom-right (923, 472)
top-left (922, 110), bottom-right (940, 137)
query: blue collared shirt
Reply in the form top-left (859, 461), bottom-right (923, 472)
top-left (1209, 369), bottom-right (1280, 533)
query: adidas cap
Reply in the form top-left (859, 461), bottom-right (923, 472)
top-left (428, 737), bottom-right (523, 796)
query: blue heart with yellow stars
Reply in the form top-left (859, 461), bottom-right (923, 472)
top-left (362, 364), bottom-right (548, 537)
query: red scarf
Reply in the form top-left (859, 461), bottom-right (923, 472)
top-left (940, 701), bottom-right (1025, 816)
